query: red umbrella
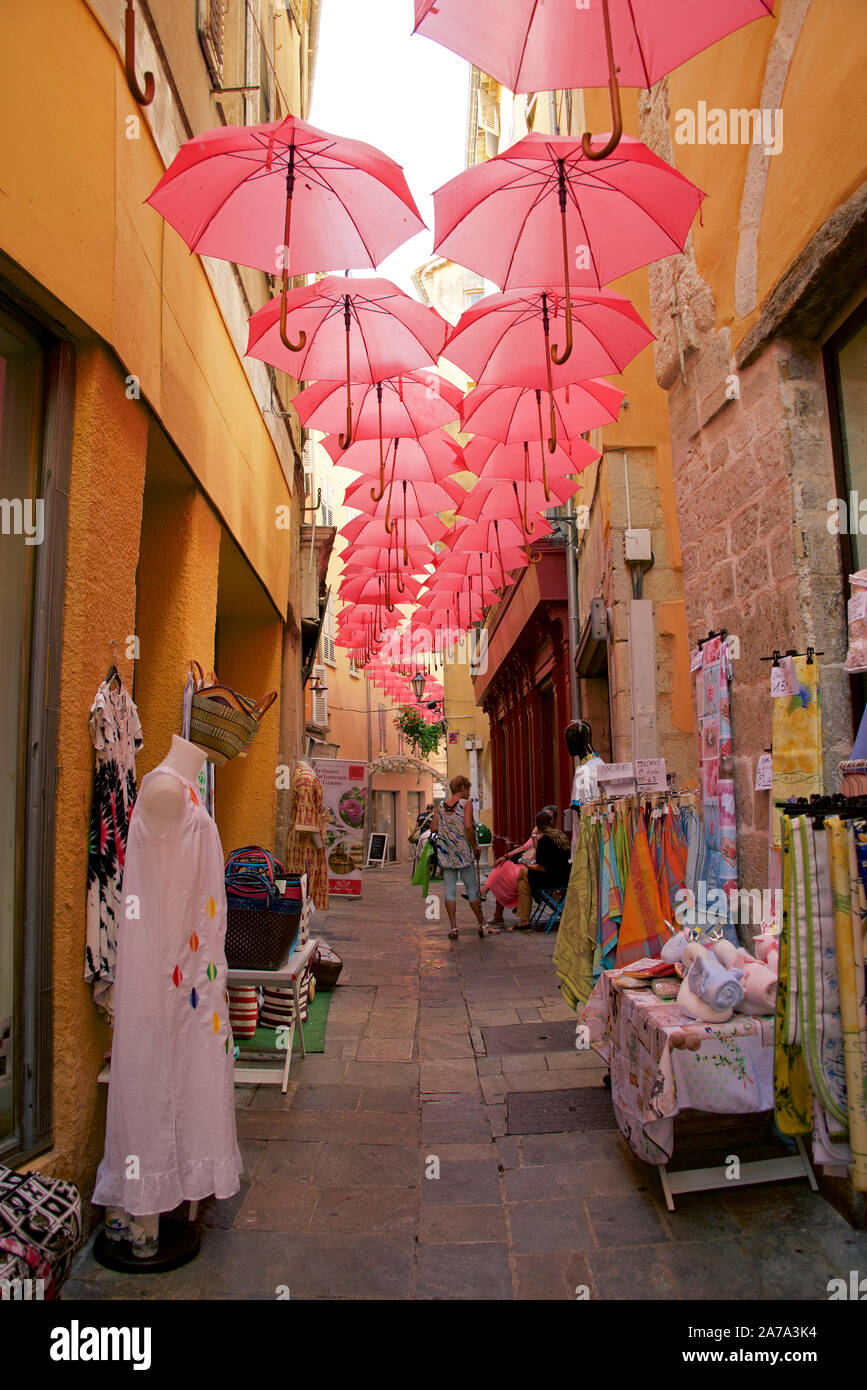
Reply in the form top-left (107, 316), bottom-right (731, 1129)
top-left (413, 0), bottom-right (773, 155)
top-left (339, 573), bottom-right (423, 604)
top-left (148, 115), bottom-right (424, 356)
top-left (340, 513), bottom-right (448, 556)
top-left (442, 287), bottom-right (652, 447)
top-left (247, 277), bottom-right (447, 447)
top-left (461, 380), bottom-right (623, 442)
top-left (343, 474), bottom-right (467, 524)
top-left (434, 132), bottom-right (703, 363)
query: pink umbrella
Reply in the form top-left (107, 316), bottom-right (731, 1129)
top-left (148, 114), bottom-right (424, 355)
top-left (463, 435), bottom-right (599, 504)
top-left (434, 133), bottom-right (703, 362)
top-left (247, 277), bottom-right (447, 447)
top-left (461, 380), bottom-right (623, 442)
top-left (451, 514), bottom-right (554, 587)
top-left (340, 512), bottom-right (448, 557)
top-left (458, 474), bottom-right (582, 538)
top-left (343, 474), bottom-right (467, 525)
top-left (442, 287), bottom-right (652, 447)
top-left (339, 573), bottom-right (423, 604)
top-left (413, 0), bottom-right (773, 156)
top-left (322, 430), bottom-right (465, 499)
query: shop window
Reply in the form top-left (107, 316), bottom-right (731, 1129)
top-left (0, 299), bottom-right (74, 1163)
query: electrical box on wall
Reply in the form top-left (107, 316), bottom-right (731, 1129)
top-left (625, 528), bottom-right (652, 563)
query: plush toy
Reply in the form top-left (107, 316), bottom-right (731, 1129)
top-left (752, 929), bottom-right (780, 976)
top-left (660, 930), bottom-right (745, 1023)
top-left (712, 938), bottom-right (777, 1016)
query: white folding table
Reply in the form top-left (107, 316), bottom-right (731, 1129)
top-left (228, 936), bottom-right (320, 1094)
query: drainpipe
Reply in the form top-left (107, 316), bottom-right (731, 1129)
top-left (365, 672), bottom-right (373, 851)
top-left (565, 495), bottom-right (582, 721)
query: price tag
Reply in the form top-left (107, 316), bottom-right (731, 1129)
top-left (754, 753), bottom-right (773, 791)
top-left (770, 666), bottom-right (788, 698)
top-left (636, 758), bottom-right (667, 792)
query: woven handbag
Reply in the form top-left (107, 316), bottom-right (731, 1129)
top-left (0, 1167), bottom-right (81, 1299)
top-left (188, 661), bottom-right (277, 766)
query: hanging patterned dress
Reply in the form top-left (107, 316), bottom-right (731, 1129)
top-left (84, 679), bottom-right (143, 1019)
top-left (92, 766), bottom-right (241, 1215)
top-left (285, 762), bottom-right (329, 909)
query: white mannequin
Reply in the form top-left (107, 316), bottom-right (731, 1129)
top-left (295, 755), bottom-right (322, 848)
top-left (137, 735), bottom-right (207, 835)
top-left (106, 734), bottom-right (207, 1256)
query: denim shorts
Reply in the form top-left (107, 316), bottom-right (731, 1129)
top-left (442, 863), bottom-right (479, 903)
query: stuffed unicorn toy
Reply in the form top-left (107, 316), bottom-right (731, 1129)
top-left (712, 938), bottom-right (777, 1016)
top-left (660, 928), bottom-right (745, 1023)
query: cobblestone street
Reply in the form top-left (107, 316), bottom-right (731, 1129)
top-left (68, 864), bottom-right (867, 1301)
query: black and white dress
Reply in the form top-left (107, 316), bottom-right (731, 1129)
top-left (84, 679), bottom-right (143, 1019)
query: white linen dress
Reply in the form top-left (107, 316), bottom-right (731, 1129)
top-left (93, 766), bottom-right (242, 1216)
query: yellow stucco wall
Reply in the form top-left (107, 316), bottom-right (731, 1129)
top-left (45, 346), bottom-right (148, 1189)
top-left (664, 0), bottom-right (867, 350)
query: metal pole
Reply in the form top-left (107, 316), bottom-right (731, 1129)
top-left (365, 672), bottom-right (373, 857)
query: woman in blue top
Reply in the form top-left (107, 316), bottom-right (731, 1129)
top-left (431, 775), bottom-right (486, 939)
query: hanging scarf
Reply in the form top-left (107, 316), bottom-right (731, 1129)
top-left (771, 655), bottom-right (822, 848)
top-left (614, 823), bottom-right (671, 967)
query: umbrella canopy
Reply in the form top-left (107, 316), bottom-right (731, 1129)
top-left (323, 430), bottom-right (466, 499)
top-left (342, 474), bottom-right (467, 520)
top-left (148, 115), bottom-right (424, 274)
top-left (457, 474), bottom-right (581, 530)
top-left (443, 288), bottom-right (652, 441)
top-left (434, 132), bottom-right (704, 303)
top-left (338, 573), bottom-right (423, 604)
top-left (413, 0), bottom-right (773, 155)
top-left (461, 380), bottom-right (623, 441)
top-left (463, 434), bottom-right (598, 478)
top-left (248, 277), bottom-right (447, 447)
top-left (340, 513), bottom-right (448, 551)
top-left (294, 371), bottom-right (461, 439)
top-left (338, 543), bottom-right (434, 571)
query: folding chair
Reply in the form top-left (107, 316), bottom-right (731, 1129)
top-left (529, 887), bottom-right (565, 933)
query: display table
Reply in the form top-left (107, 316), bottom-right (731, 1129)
top-left (228, 936), bottom-right (319, 1094)
top-left (581, 962), bottom-right (817, 1210)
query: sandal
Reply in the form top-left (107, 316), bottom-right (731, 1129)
top-left (448, 927), bottom-right (458, 939)
top-left (478, 922), bottom-right (488, 938)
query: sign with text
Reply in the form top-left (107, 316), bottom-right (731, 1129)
top-left (366, 833), bottom-right (389, 866)
top-left (596, 760), bottom-right (668, 794)
top-left (312, 759), bottom-right (366, 899)
top-left (755, 753), bottom-right (773, 791)
top-left (635, 758), bottom-right (668, 792)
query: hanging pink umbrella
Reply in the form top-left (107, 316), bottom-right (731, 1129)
top-left (247, 277), bottom-right (447, 447)
top-left (322, 430), bottom-right (465, 498)
top-left (413, 0), bottom-right (773, 156)
top-left (339, 573), bottom-right (423, 604)
top-left (343, 474), bottom-right (467, 523)
top-left (434, 133), bottom-right (703, 362)
top-left (450, 514), bottom-right (554, 587)
top-left (458, 474), bottom-right (582, 535)
top-left (442, 287), bottom-right (652, 447)
top-left (340, 513), bottom-right (448, 555)
top-left (463, 435), bottom-right (599, 503)
top-left (461, 380), bottom-right (623, 442)
top-left (294, 371), bottom-right (461, 438)
top-left (148, 115), bottom-right (425, 358)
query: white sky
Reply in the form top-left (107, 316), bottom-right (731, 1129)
top-left (309, 0), bottom-right (470, 297)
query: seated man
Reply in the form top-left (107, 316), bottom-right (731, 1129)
top-left (513, 811), bottom-right (572, 930)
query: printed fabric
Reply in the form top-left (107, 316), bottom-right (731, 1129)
top-left (614, 824), bottom-right (671, 967)
top-left (845, 821), bottom-right (867, 1190)
top-left (434, 798), bottom-right (474, 870)
top-left (285, 763), bottom-right (329, 909)
top-left (697, 635), bottom-right (738, 907)
top-left (84, 679), bottom-right (143, 1020)
top-left (773, 817), bottom-right (812, 1135)
top-left (771, 655), bottom-right (822, 848)
top-left (555, 813), bottom-right (601, 1010)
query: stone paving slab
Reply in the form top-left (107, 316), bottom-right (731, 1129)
top-left (72, 863), bottom-right (853, 1302)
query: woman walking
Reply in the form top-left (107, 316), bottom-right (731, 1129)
top-left (432, 775), bottom-right (486, 939)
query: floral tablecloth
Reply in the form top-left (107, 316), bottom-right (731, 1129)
top-left (581, 961), bottom-right (775, 1164)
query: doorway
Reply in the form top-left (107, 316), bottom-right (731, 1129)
top-left (372, 790), bottom-right (397, 862)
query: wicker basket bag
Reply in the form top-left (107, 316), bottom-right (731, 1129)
top-left (187, 661), bottom-right (277, 766)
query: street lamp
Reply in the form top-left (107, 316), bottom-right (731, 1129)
top-left (411, 671), bottom-right (426, 702)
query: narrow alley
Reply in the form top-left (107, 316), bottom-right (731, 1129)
top-left (66, 865), bottom-right (867, 1301)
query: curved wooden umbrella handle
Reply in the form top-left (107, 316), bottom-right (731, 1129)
top-left (550, 164), bottom-right (573, 366)
top-left (338, 296), bottom-right (353, 449)
top-left (581, 0), bottom-right (623, 161)
top-left (125, 0), bottom-right (155, 106)
top-left (384, 440), bottom-right (400, 533)
top-left (493, 519), bottom-right (507, 594)
top-left (520, 449), bottom-right (535, 535)
top-left (402, 481), bottom-right (409, 565)
top-left (278, 159), bottom-right (306, 353)
top-left (541, 295), bottom-right (558, 453)
top-left (534, 392), bottom-right (552, 501)
top-left (370, 383), bottom-right (386, 501)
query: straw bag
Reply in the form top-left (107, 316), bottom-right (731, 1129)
top-left (188, 661), bottom-right (277, 766)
